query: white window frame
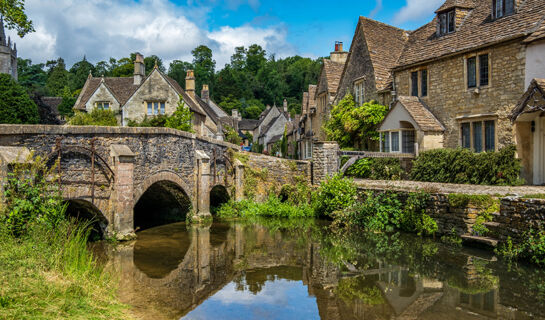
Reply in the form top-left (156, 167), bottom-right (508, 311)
top-left (147, 101), bottom-right (166, 116)
top-left (380, 129), bottom-right (417, 154)
top-left (353, 81), bottom-right (364, 105)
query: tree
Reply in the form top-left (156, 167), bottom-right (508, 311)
top-left (57, 86), bottom-right (75, 117)
top-left (243, 105), bottom-right (262, 120)
top-left (0, 0), bottom-right (34, 37)
top-left (69, 56), bottom-right (95, 92)
top-left (68, 109), bottom-right (118, 126)
top-left (324, 94), bottom-right (388, 150)
top-left (0, 74), bottom-right (39, 124)
top-left (168, 60), bottom-right (193, 89)
top-left (46, 58), bottom-right (70, 96)
top-left (111, 57), bottom-right (133, 77)
top-left (218, 95), bottom-right (242, 115)
top-left (192, 45), bottom-right (215, 94)
top-left (143, 55), bottom-right (165, 75)
top-left (280, 127), bottom-right (288, 158)
top-left (17, 58), bottom-right (47, 95)
top-left (165, 96), bottom-right (193, 132)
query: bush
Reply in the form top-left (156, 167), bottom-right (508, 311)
top-left (216, 196), bottom-right (315, 219)
top-left (312, 174), bottom-right (358, 218)
top-left (165, 97), bottom-right (193, 133)
top-left (127, 115), bottom-right (169, 127)
top-left (345, 158), bottom-right (403, 180)
top-left (0, 73), bottom-right (40, 124)
top-left (496, 230), bottom-right (545, 266)
top-left (410, 146), bottom-right (523, 185)
top-left (68, 109), bottom-right (118, 126)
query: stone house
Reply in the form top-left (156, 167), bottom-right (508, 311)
top-left (253, 101), bottom-right (290, 149)
top-left (74, 53), bottom-right (208, 135)
top-left (0, 17), bottom-right (17, 80)
top-left (299, 85), bottom-right (317, 159)
top-left (342, 0), bottom-right (545, 184)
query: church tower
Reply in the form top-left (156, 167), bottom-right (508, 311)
top-left (0, 16), bottom-right (18, 80)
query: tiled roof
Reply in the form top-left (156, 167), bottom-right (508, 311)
top-left (358, 17), bottom-right (408, 92)
top-left (163, 74), bottom-right (206, 117)
top-left (320, 59), bottom-right (344, 96)
top-left (525, 20), bottom-right (545, 43)
top-left (396, 0), bottom-right (545, 68)
top-left (239, 119), bottom-right (259, 131)
top-left (396, 96), bottom-right (445, 132)
top-left (259, 115), bottom-right (280, 138)
top-left (75, 77), bottom-right (137, 110)
top-left (267, 134), bottom-right (283, 145)
top-left (511, 78), bottom-right (545, 121)
top-left (435, 0), bottom-right (475, 12)
top-left (308, 85), bottom-right (317, 108)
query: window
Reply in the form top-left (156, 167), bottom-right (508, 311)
top-left (95, 102), bottom-right (110, 110)
top-left (479, 54), bottom-right (489, 86)
top-left (383, 132), bottom-right (390, 153)
top-left (354, 81), bottom-right (364, 105)
top-left (402, 130), bottom-right (415, 153)
top-left (460, 120), bottom-right (496, 152)
top-left (411, 72), bottom-right (419, 96)
top-left (391, 132), bottom-right (400, 152)
top-left (421, 70), bottom-right (428, 97)
top-left (438, 10), bottom-right (455, 36)
top-left (147, 102), bottom-right (166, 116)
top-left (494, 0), bottom-right (515, 18)
top-left (467, 57), bottom-right (477, 88)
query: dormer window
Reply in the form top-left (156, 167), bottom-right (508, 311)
top-left (493, 0), bottom-right (515, 19)
top-left (438, 10), bottom-right (455, 35)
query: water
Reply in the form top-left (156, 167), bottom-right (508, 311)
top-left (97, 219), bottom-right (545, 320)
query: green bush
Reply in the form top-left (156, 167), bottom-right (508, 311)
top-left (165, 97), bottom-right (193, 133)
top-left (496, 230), bottom-right (545, 266)
top-left (127, 115), bottom-right (169, 127)
top-left (345, 158), bottom-right (403, 180)
top-left (312, 174), bottom-right (358, 218)
top-left (0, 74), bottom-right (40, 124)
top-left (216, 196), bottom-right (314, 219)
top-left (411, 146), bottom-right (523, 186)
top-left (68, 109), bottom-right (118, 126)
top-left (401, 192), bottom-right (437, 236)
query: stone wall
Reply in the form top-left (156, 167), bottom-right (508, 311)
top-left (312, 142), bottom-right (340, 184)
top-left (394, 41), bottom-right (526, 150)
top-left (495, 197), bottom-right (545, 241)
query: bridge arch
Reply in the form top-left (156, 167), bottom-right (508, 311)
top-left (209, 184), bottom-right (230, 215)
top-left (134, 171), bottom-right (193, 231)
top-left (65, 199), bottom-right (108, 241)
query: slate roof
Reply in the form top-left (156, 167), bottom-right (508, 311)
top-left (396, 0), bottom-right (545, 68)
top-left (308, 85), bottom-right (317, 108)
top-left (511, 78), bottom-right (545, 121)
top-left (357, 17), bottom-right (409, 92)
top-left (435, 0), bottom-right (476, 12)
top-left (318, 59), bottom-right (344, 97)
top-left (384, 96), bottom-right (445, 132)
top-left (267, 134), bottom-right (283, 145)
top-left (239, 119), bottom-right (259, 131)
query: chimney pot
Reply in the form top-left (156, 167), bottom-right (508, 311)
top-left (283, 99), bottom-right (288, 113)
top-left (201, 84), bottom-right (210, 101)
top-left (186, 70), bottom-right (196, 98)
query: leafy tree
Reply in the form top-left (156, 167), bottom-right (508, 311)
top-left (46, 58), bottom-right (70, 96)
top-left (143, 54), bottom-right (166, 75)
top-left (0, 0), bottom-right (34, 37)
top-left (192, 45), bottom-right (215, 94)
top-left (225, 126), bottom-right (242, 145)
top-left (17, 58), bottom-right (47, 95)
top-left (244, 105), bottom-right (262, 120)
top-left (110, 57), bottom-right (133, 77)
top-left (280, 127), bottom-right (288, 158)
top-left (57, 86), bottom-right (75, 117)
top-left (69, 56), bottom-right (95, 92)
top-left (168, 60), bottom-right (193, 89)
top-left (165, 96), bottom-right (193, 132)
top-left (68, 109), bottom-right (118, 126)
top-left (0, 74), bottom-right (39, 123)
top-left (324, 94), bottom-right (388, 150)
top-left (219, 95), bottom-right (242, 115)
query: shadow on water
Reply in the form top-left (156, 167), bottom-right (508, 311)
top-left (98, 218), bottom-right (545, 320)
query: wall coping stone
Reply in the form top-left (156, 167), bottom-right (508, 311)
top-left (0, 146), bottom-right (31, 164)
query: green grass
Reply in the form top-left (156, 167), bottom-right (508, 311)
top-left (0, 222), bottom-right (132, 320)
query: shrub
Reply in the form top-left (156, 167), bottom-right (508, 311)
top-left (279, 177), bottom-right (312, 206)
top-left (312, 174), bottom-right (357, 218)
top-left (127, 115), bottom-right (169, 127)
top-left (410, 146), bottom-right (523, 186)
top-left (0, 73), bottom-right (40, 124)
top-left (165, 97), bottom-right (193, 133)
top-left (401, 192), bottom-right (437, 236)
top-left (68, 109), bottom-right (118, 126)
top-left (345, 158), bottom-right (403, 180)
top-left (496, 230), bottom-right (545, 266)
top-left (216, 196), bottom-right (314, 219)
top-left (225, 125), bottom-right (242, 145)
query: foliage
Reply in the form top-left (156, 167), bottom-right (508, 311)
top-left (46, 58), bottom-right (70, 96)
top-left (411, 146), bottom-right (523, 186)
top-left (345, 158), bottom-right (404, 180)
top-left (336, 276), bottom-right (385, 306)
top-left (312, 174), bottom-right (358, 218)
top-left (0, 0), bottom-right (34, 36)
top-left (496, 230), bottom-right (545, 266)
top-left (279, 176), bottom-right (312, 206)
top-left (280, 127), bottom-right (288, 158)
top-left (165, 97), bottom-right (193, 133)
top-left (324, 95), bottom-right (388, 150)
top-left (225, 125), bottom-right (242, 145)
top-left (127, 115), bottom-right (169, 128)
top-left (57, 87), bottom-right (76, 117)
top-left (216, 195), bottom-right (315, 219)
top-left (192, 45), bottom-right (216, 94)
top-left (68, 109), bottom-right (118, 126)
top-left (441, 228), bottom-right (463, 247)
top-left (0, 73), bottom-right (39, 124)
top-left (401, 192), bottom-right (437, 236)
top-left (17, 58), bottom-right (47, 95)
top-left (447, 193), bottom-right (496, 208)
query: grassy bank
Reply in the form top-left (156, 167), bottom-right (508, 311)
top-left (0, 222), bottom-right (131, 319)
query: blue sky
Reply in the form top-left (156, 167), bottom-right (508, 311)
top-left (6, 0), bottom-right (444, 68)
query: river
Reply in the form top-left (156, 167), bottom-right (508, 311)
top-left (95, 219), bottom-right (545, 320)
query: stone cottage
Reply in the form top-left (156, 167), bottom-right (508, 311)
top-left (299, 85), bottom-right (317, 159)
top-left (253, 100), bottom-right (290, 150)
top-left (74, 53), bottom-right (207, 135)
top-left (0, 17), bottom-right (17, 80)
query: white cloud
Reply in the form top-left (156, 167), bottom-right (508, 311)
top-left (393, 0), bottom-right (444, 24)
top-left (370, 0), bottom-right (383, 18)
top-left (5, 0), bottom-right (290, 69)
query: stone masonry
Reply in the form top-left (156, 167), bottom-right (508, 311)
top-left (312, 142), bottom-right (340, 184)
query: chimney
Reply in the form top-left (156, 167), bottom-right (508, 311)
top-left (302, 92), bottom-right (309, 116)
top-left (186, 70), bottom-right (196, 98)
top-left (283, 99), bottom-right (288, 113)
top-left (133, 53), bottom-right (145, 85)
top-left (232, 109), bottom-right (241, 121)
top-left (330, 41), bottom-right (348, 65)
top-left (201, 84), bottom-right (210, 101)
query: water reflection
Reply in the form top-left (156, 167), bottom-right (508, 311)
top-left (100, 219), bottom-right (545, 320)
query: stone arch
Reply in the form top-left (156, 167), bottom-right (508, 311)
top-left (65, 199), bottom-right (108, 241)
top-left (209, 184), bottom-right (230, 215)
top-left (134, 171), bottom-right (193, 231)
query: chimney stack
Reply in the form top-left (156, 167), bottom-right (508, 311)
top-left (133, 53), bottom-right (145, 85)
top-left (330, 41), bottom-right (348, 64)
top-left (283, 99), bottom-right (288, 113)
top-left (232, 109), bottom-right (241, 121)
top-left (201, 84), bottom-right (210, 101)
top-left (186, 70), bottom-right (196, 98)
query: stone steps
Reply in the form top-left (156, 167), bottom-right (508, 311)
top-left (461, 234), bottom-right (499, 250)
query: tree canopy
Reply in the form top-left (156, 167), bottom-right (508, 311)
top-left (0, 0), bottom-right (34, 37)
top-left (0, 73), bottom-right (39, 124)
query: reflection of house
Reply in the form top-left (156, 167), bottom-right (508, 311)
top-left (74, 53), bottom-right (207, 135)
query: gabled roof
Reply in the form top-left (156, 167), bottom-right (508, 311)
top-left (317, 59), bottom-right (344, 97)
top-left (382, 96), bottom-right (445, 132)
top-left (267, 134), bottom-right (283, 145)
top-left (74, 77), bottom-right (137, 110)
top-left (396, 0), bottom-right (545, 68)
top-left (308, 85), bottom-right (317, 108)
top-left (351, 17), bottom-right (408, 92)
top-left (239, 119), bottom-right (259, 131)
top-left (435, 0), bottom-right (475, 13)
top-left (162, 73), bottom-right (206, 117)
top-left (511, 78), bottom-right (545, 122)
top-left (259, 112), bottom-right (288, 138)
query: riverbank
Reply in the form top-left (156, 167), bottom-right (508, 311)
top-left (0, 222), bottom-right (132, 319)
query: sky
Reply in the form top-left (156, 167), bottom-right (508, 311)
top-left (4, 0), bottom-right (445, 69)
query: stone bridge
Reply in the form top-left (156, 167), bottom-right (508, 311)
top-left (0, 125), bottom-right (257, 238)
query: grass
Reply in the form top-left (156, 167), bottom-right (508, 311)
top-left (0, 222), bottom-right (132, 320)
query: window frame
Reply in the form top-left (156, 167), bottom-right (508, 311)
top-left (438, 9), bottom-right (456, 36)
top-left (459, 117), bottom-right (497, 152)
top-left (465, 52), bottom-right (491, 90)
top-left (147, 101), bottom-right (167, 116)
top-left (409, 68), bottom-right (429, 97)
top-left (380, 129), bottom-right (416, 154)
top-left (493, 0), bottom-right (515, 19)
top-left (411, 71), bottom-right (419, 97)
top-left (353, 80), bottom-right (364, 105)
top-left (95, 101), bottom-right (110, 110)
